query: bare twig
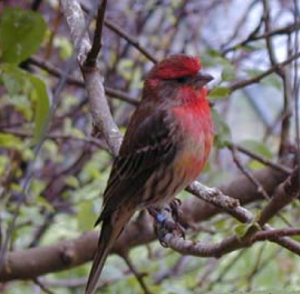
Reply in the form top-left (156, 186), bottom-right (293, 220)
top-left (228, 143), bottom-right (292, 174)
top-left (0, 128), bottom-right (109, 150)
top-left (122, 254), bottom-right (154, 294)
top-left (258, 167), bottom-right (300, 226)
top-left (245, 243), bottom-right (265, 290)
top-left (104, 19), bottom-right (158, 64)
top-left (293, 0), bottom-right (300, 185)
top-left (262, 0), bottom-right (278, 68)
top-left (85, 0), bottom-right (107, 68)
top-left (262, 0), bottom-right (293, 156)
top-left (29, 56), bottom-right (139, 105)
top-left (80, 2), bottom-right (158, 64)
top-left (230, 145), bottom-right (293, 227)
top-left (223, 21), bottom-right (300, 54)
top-left (161, 223), bottom-right (300, 259)
top-left (186, 182), bottom-right (253, 224)
top-left (221, 0), bottom-right (261, 52)
top-left (230, 51), bottom-right (300, 91)
top-left (33, 278), bottom-right (57, 294)
top-left (230, 146), bottom-right (271, 201)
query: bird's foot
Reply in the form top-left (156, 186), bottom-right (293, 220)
top-left (148, 207), bottom-right (185, 247)
top-left (169, 198), bottom-right (182, 222)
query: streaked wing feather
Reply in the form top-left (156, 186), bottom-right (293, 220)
top-left (96, 107), bottom-right (177, 223)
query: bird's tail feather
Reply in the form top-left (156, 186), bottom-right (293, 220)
top-left (85, 212), bottom-right (133, 294)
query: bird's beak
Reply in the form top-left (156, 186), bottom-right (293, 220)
top-left (194, 71), bottom-right (214, 88)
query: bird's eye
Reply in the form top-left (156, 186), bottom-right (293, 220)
top-left (176, 76), bottom-right (189, 83)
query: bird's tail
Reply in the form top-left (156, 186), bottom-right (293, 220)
top-left (85, 211), bottom-right (133, 294)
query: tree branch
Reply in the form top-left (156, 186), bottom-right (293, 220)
top-left (85, 0), bottom-right (107, 68)
top-left (229, 51), bottom-right (300, 92)
top-left (0, 167), bottom-right (289, 282)
top-left (60, 0), bottom-right (122, 155)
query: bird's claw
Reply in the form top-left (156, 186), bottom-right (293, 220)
top-left (148, 207), bottom-right (185, 247)
top-left (169, 198), bottom-right (182, 222)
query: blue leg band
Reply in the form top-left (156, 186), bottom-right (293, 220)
top-left (156, 213), bottom-right (166, 223)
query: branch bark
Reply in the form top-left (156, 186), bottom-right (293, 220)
top-left (60, 0), bottom-right (122, 155)
top-left (0, 167), bottom-right (289, 282)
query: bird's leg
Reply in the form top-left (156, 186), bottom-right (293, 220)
top-left (169, 198), bottom-right (189, 232)
top-left (169, 198), bottom-right (182, 222)
top-left (147, 206), bottom-right (185, 247)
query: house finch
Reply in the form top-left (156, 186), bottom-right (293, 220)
top-left (85, 54), bottom-right (214, 294)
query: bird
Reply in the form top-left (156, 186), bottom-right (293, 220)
top-left (85, 54), bottom-right (214, 294)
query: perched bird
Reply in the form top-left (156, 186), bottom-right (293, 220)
top-left (85, 54), bottom-right (214, 294)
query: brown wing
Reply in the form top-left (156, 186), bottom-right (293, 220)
top-left (96, 104), bottom-right (178, 224)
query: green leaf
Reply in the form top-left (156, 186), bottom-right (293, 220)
top-left (207, 49), bottom-right (222, 58)
top-left (261, 74), bottom-right (282, 90)
top-left (36, 195), bottom-right (55, 212)
top-left (54, 36), bottom-right (73, 60)
top-left (221, 66), bottom-right (236, 81)
top-left (0, 7), bottom-right (46, 64)
top-left (211, 109), bottom-right (232, 148)
top-left (234, 223), bottom-right (249, 238)
top-left (27, 73), bottom-right (50, 143)
top-left (118, 58), bottom-right (134, 80)
top-left (0, 133), bottom-right (23, 150)
top-left (248, 160), bottom-right (265, 170)
top-left (0, 64), bottom-right (50, 143)
top-left (1, 71), bottom-right (24, 94)
top-left (65, 176), bottom-right (80, 189)
top-left (209, 87), bottom-right (230, 100)
top-left (234, 222), bottom-right (259, 238)
top-left (77, 200), bottom-right (96, 231)
top-left (31, 179), bottom-right (46, 198)
top-left (239, 140), bottom-right (273, 159)
top-left (245, 69), bottom-right (264, 78)
top-left (236, 44), bottom-right (262, 52)
top-left (0, 64), bottom-right (29, 95)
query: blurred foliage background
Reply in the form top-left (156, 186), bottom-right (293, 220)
top-left (0, 0), bottom-right (300, 293)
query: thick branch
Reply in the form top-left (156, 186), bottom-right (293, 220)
top-left (60, 0), bottom-right (122, 155)
top-left (258, 167), bottom-right (300, 226)
top-left (0, 167), bottom-right (289, 282)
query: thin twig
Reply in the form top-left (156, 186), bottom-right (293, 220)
top-left (104, 19), bottom-right (158, 64)
top-left (29, 56), bottom-right (138, 105)
top-left (293, 0), bottom-right (300, 186)
top-left (33, 278), bottom-right (57, 294)
top-left (230, 146), bottom-right (270, 200)
top-left (186, 182), bottom-right (253, 224)
top-left (231, 146), bottom-right (292, 226)
top-left (262, 0), bottom-right (278, 68)
top-left (262, 0), bottom-right (292, 156)
top-left (228, 143), bottom-right (292, 174)
top-left (245, 243), bottom-right (265, 291)
top-left (122, 254), bottom-right (154, 294)
top-left (85, 0), bottom-right (107, 68)
top-left (0, 128), bottom-right (109, 150)
top-left (258, 167), bottom-right (299, 226)
top-left (230, 51), bottom-right (300, 91)
top-left (223, 20), bottom-right (300, 54)
top-left (80, 2), bottom-right (158, 64)
top-left (205, 250), bottom-right (246, 291)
